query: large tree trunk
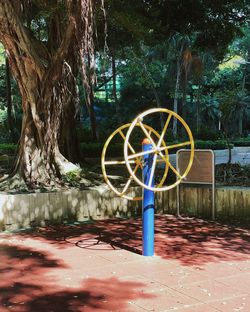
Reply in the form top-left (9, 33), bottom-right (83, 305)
top-left (0, 1), bottom-right (80, 187)
top-left (5, 56), bottom-right (15, 143)
top-left (80, 56), bottom-right (98, 142)
top-left (77, 1), bottom-right (98, 142)
top-left (59, 55), bottom-right (81, 163)
top-left (82, 74), bottom-right (98, 141)
top-left (13, 63), bottom-right (79, 187)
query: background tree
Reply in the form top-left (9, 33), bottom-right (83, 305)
top-left (0, 0), bottom-right (249, 190)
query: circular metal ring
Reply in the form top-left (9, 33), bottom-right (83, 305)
top-left (101, 123), bottom-right (169, 200)
top-left (124, 108), bottom-right (194, 192)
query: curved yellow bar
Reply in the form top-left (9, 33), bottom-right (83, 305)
top-left (101, 123), bottom-right (169, 201)
top-left (124, 108), bottom-right (194, 192)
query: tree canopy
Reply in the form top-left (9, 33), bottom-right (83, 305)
top-left (0, 0), bottom-right (249, 189)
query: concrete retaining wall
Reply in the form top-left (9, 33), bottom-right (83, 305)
top-left (155, 186), bottom-right (250, 219)
top-left (0, 187), bottom-right (141, 231)
top-left (0, 185), bottom-right (250, 230)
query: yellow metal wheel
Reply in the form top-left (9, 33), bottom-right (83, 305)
top-left (124, 108), bottom-right (194, 192)
top-left (101, 123), bottom-right (169, 200)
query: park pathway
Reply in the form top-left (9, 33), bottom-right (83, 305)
top-left (0, 215), bottom-right (250, 311)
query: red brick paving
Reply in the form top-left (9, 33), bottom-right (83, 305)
top-left (0, 214), bottom-right (250, 311)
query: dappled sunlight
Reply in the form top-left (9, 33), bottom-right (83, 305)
top-left (1, 216), bottom-right (250, 310)
top-left (95, 216), bottom-right (250, 265)
top-left (7, 214), bottom-right (250, 267)
top-left (27, 278), bottom-right (154, 312)
top-left (0, 244), bottom-right (67, 272)
top-left (0, 244), bottom-right (66, 310)
top-left (0, 243), bottom-right (154, 311)
top-left (154, 215), bottom-right (250, 265)
top-left (0, 188), bottom-right (141, 231)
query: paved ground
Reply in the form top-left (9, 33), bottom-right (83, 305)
top-left (0, 215), bottom-right (250, 311)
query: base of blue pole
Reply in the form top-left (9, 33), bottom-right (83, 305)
top-left (142, 141), bottom-right (155, 256)
top-left (143, 188), bottom-right (154, 256)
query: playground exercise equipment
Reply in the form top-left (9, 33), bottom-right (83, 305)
top-left (101, 123), bottom-right (170, 200)
top-left (101, 108), bottom-right (194, 256)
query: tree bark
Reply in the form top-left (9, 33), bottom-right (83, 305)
top-left (14, 63), bottom-right (79, 187)
top-left (88, 91), bottom-right (98, 141)
top-left (5, 56), bottom-right (15, 143)
top-left (111, 51), bottom-right (122, 123)
top-left (180, 79), bottom-right (187, 138)
top-left (173, 42), bottom-right (185, 139)
top-left (196, 84), bottom-right (201, 133)
top-left (104, 74), bottom-right (109, 105)
top-left (238, 108), bottom-right (243, 136)
top-left (0, 1), bottom-right (80, 187)
top-left (173, 63), bottom-right (181, 138)
top-left (80, 52), bottom-right (98, 142)
top-left (238, 64), bottom-right (247, 136)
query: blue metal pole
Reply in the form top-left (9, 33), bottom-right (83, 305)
top-left (142, 139), bottom-right (155, 256)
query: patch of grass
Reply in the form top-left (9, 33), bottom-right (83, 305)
top-left (232, 137), bottom-right (250, 147)
top-left (195, 140), bottom-right (233, 150)
top-left (62, 171), bottom-right (82, 187)
top-left (0, 143), bottom-right (17, 155)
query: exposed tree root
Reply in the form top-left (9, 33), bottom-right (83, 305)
top-left (216, 163), bottom-right (250, 186)
top-left (0, 173), bottom-right (28, 192)
top-left (55, 153), bottom-right (80, 175)
top-left (0, 166), bottom-right (105, 193)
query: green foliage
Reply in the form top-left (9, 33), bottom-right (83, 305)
top-left (62, 171), bottom-right (81, 187)
top-left (77, 126), bottom-right (94, 143)
top-left (95, 1), bottom-right (250, 139)
top-left (195, 126), bottom-right (221, 141)
top-left (0, 0), bottom-right (249, 158)
top-left (0, 143), bottom-right (17, 154)
top-left (80, 142), bottom-right (140, 158)
top-left (1, 139), bottom-right (242, 161)
top-left (103, 0), bottom-right (250, 58)
top-left (80, 143), bottom-right (104, 158)
top-left (80, 139), bottom-right (236, 159)
top-left (195, 140), bottom-right (233, 150)
top-left (0, 108), bottom-right (6, 122)
top-left (0, 108), bottom-right (11, 143)
top-left (232, 137), bottom-right (250, 146)
top-left (0, 60), bottom-right (22, 143)
top-left (0, 44), bottom-right (4, 65)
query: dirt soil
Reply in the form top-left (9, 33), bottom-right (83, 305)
top-left (215, 163), bottom-right (250, 187)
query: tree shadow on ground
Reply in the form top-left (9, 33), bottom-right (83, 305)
top-left (27, 278), bottom-right (153, 312)
top-left (154, 215), bottom-right (250, 265)
top-left (0, 243), bottom-right (153, 311)
top-left (3, 214), bottom-right (250, 266)
top-left (0, 244), bottom-right (65, 310)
